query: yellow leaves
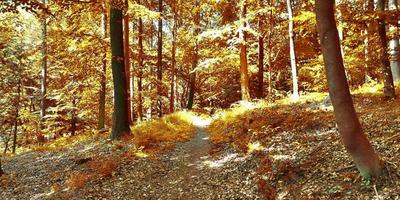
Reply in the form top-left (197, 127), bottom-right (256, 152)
top-left (247, 141), bottom-right (263, 154)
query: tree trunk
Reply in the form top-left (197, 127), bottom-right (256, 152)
top-left (110, 1), bottom-right (131, 139)
top-left (71, 97), bottom-right (76, 136)
top-left (157, 0), bottom-right (163, 117)
top-left (364, 0), bottom-right (375, 83)
top-left (257, 0), bottom-right (264, 99)
top-left (377, 0), bottom-right (396, 98)
top-left (239, 0), bottom-right (251, 101)
top-left (12, 82), bottom-right (21, 154)
top-left (187, 0), bottom-right (200, 109)
top-left (98, 0), bottom-right (107, 130)
top-left (123, 0), bottom-right (132, 124)
top-left (287, 0), bottom-right (299, 100)
top-left (0, 156), bottom-right (3, 176)
top-left (170, 3), bottom-right (178, 113)
top-left (316, 0), bottom-right (382, 178)
top-left (137, 0), bottom-right (144, 121)
top-left (131, 22), bottom-right (136, 121)
top-left (40, 0), bottom-right (48, 127)
top-left (389, 0), bottom-right (400, 82)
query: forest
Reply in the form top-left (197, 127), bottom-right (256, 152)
top-left (0, 0), bottom-right (400, 199)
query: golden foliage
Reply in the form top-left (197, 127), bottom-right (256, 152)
top-left (132, 111), bottom-right (196, 151)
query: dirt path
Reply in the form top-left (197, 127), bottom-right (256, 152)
top-left (1, 119), bottom-right (262, 199)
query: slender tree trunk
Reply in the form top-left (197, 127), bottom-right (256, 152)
top-left (40, 0), bottom-right (48, 127)
top-left (137, 0), bottom-right (144, 121)
top-left (257, 0), bottom-right (264, 99)
top-left (131, 22), bottom-right (136, 121)
top-left (0, 156), bottom-right (3, 176)
top-left (364, 0), bottom-right (375, 83)
top-left (187, 0), bottom-right (200, 109)
top-left (110, 1), bottom-right (131, 139)
top-left (12, 81), bottom-right (21, 154)
top-left (377, 0), bottom-right (396, 98)
top-left (71, 97), bottom-right (76, 136)
top-left (316, 0), bottom-right (382, 178)
top-left (389, 0), bottom-right (400, 82)
top-left (287, 0), bottom-right (299, 100)
top-left (239, 0), bottom-right (251, 101)
top-left (170, 3), bottom-right (178, 113)
top-left (157, 0), bottom-right (163, 117)
top-left (98, 0), bottom-right (107, 130)
top-left (123, 0), bottom-right (132, 124)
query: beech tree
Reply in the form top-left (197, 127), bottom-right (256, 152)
top-left (377, 0), bottom-right (396, 98)
top-left (110, 0), bottom-right (131, 139)
top-left (40, 0), bottom-right (47, 126)
top-left (157, 0), bottom-right (163, 116)
top-left (137, 0), bottom-right (144, 121)
top-left (98, 0), bottom-right (107, 130)
top-left (316, 0), bottom-right (382, 178)
top-left (286, 0), bottom-right (299, 100)
top-left (239, 0), bottom-right (250, 101)
top-left (187, 0), bottom-right (200, 109)
top-left (123, 0), bottom-right (132, 124)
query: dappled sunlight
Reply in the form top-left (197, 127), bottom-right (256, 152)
top-left (201, 153), bottom-right (246, 169)
top-left (192, 116), bottom-right (212, 128)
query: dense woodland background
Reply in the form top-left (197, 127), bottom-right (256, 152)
top-left (0, 0), bottom-right (400, 198)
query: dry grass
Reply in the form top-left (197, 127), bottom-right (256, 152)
top-left (132, 111), bottom-right (196, 151)
top-left (87, 157), bottom-right (118, 178)
top-left (66, 172), bottom-right (90, 189)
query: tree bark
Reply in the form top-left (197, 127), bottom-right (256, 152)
top-left (123, 0), bottom-right (132, 123)
top-left (287, 0), bottom-right (299, 100)
top-left (316, 0), bottom-right (382, 178)
top-left (257, 0), bottom-right (264, 99)
top-left (110, 1), bottom-right (131, 139)
top-left (98, 0), bottom-right (107, 130)
top-left (239, 0), bottom-right (251, 101)
top-left (170, 2), bottom-right (178, 113)
top-left (137, 0), bottom-right (144, 121)
top-left (389, 0), bottom-right (400, 82)
top-left (12, 82), bottom-right (21, 154)
top-left (187, 0), bottom-right (200, 109)
top-left (157, 0), bottom-right (163, 117)
top-left (377, 0), bottom-right (396, 98)
top-left (40, 0), bottom-right (48, 127)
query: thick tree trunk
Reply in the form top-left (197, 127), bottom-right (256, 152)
top-left (287, 0), bottom-right (299, 100)
top-left (257, 0), bottom-right (264, 99)
top-left (110, 2), bottom-right (131, 139)
top-left (187, 0), bottom-right (200, 110)
top-left (389, 0), bottom-right (400, 82)
top-left (123, 1), bottom-right (132, 123)
top-left (98, 0), bottom-right (107, 130)
top-left (239, 0), bottom-right (251, 101)
top-left (137, 0), bottom-right (144, 121)
top-left (377, 0), bottom-right (396, 98)
top-left (157, 0), bottom-right (163, 117)
top-left (40, 0), bottom-right (48, 127)
top-left (316, 0), bottom-right (382, 178)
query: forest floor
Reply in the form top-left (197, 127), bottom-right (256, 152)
top-left (1, 85), bottom-right (400, 199)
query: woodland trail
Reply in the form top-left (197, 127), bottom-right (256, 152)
top-left (1, 118), bottom-right (262, 200)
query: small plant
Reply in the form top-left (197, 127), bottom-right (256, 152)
top-left (66, 172), bottom-right (90, 189)
top-left (87, 157), bottom-right (118, 178)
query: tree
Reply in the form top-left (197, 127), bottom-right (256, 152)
top-left (187, 0), bottom-right (200, 109)
top-left (389, 0), bottom-right (400, 82)
top-left (239, 0), bottom-right (250, 101)
top-left (40, 0), bottom-right (47, 126)
top-left (110, 0), bottom-right (131, 139)
top-left (286, 0), bottom-right (299, 100)
top-left (257, 0), bottom-right (264, 99)
top-left (0, 157), bottom-right (3, 176)
top-left (316, 0), bottom-right (382, 178)
top-left (137, 0), bottom-right (144, 121)
top-left (377, 0), bottom-right (396, 98)
top-left (98, 0), bottom-right (107, 130)
top-left (170, 0), bottom-right (179, 113)
top-left (123, 0), bottom-right (132, 124)
top-left (157, 0), bottom-right (163, 117)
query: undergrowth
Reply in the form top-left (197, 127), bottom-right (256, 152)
top-left (132, 111), bottom-right (196, 151)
